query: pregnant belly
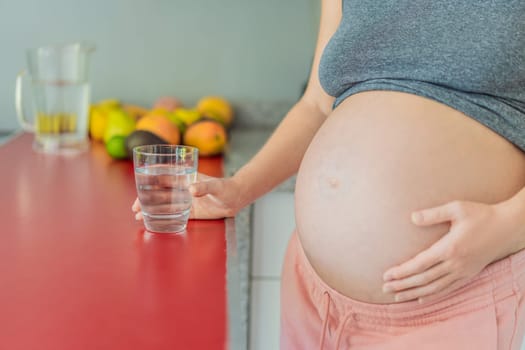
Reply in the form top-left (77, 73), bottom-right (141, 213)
top-left (295, 91), bottom-right (525, 304)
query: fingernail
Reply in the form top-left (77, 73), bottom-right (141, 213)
top-left (394, 294), bottom-right (404, 302)
top-left (135, 213), bottom-right (141, 220)
top-left (189, 185), bottom-right (196, 195)
top-left (412, 212), bottom-right (423, 224)
top-left (383, 273), bottom-right (393, 281)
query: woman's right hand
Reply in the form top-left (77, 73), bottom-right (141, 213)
top-left (132, 173), bottom-right (245, 221)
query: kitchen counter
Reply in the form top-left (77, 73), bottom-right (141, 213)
top-left (0, 134), bottom-right (228, 350)
top-left (0, 127), bottom-right (295, 349)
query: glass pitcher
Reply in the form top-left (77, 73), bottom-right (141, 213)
top-left (15, 42), bottom-right (95, 155)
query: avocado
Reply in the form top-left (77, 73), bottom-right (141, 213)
top-left (125, 130), bottom-right (168, 156)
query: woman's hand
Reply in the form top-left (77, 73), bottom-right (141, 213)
top-left (382, 199), bottom-right (522, 304)
top-left (132, 173), bottom-right (244, 221)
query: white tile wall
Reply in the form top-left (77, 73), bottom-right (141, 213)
top-left (251, 192), bottom-right (296, 278)
top-left (249, 192), bottom-right (295, 350)
top-left (249, 280), bottom-right (281, 350)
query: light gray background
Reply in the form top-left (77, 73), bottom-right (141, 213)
top-left (0, 0), bottom-right (319, 131)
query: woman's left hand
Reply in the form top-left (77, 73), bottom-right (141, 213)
top-left (382, 199), bottom-right (521, 304)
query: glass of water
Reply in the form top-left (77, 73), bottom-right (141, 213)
top-left (133, 145), bottom-right (199, 233)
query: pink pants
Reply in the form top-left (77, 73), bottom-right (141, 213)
top-left (281, 230), bottom-right (525, 349)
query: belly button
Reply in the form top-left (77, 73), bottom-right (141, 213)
top-left (328, 177), bottom-right (340, 188)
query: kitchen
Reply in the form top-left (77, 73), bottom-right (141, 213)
top-left (0, 0), bottom-right (318, 349)
top-left (3, 1), bottom-right (525, 349)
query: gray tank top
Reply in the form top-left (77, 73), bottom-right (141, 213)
top-left (319, 0), bottom-right (525, 152)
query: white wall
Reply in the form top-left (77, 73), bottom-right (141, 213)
top-left (0, 0), bottom-right (319, 130)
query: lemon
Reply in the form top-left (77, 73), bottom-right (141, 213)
top-left (164, 108), bottom-right (201, 134)
top-left (149, 107), bottom-right (169, 115)
top-left (172, 108), bottom-right (201, 126)
top-left (106, 135), bottom-right (129, 159)
top-left (166, 112), bottom-right (186, 134)
top-left (89, 106), bottom-right (108, 142)
top-left (97, 99), bottom-right (121, 110)
top-left (103, 109), bottom-right (136, 143)
top-left (196, 97), bottom-right (233, 127)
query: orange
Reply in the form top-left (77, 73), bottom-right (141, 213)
top-left (196, 96), bottom-right (233, 127)
top-left (122, 104), bottom-right (149, 121)
top-left (183, 120), bottom-right (227, 156)
top-left (136, 113), bottom-right (180, 145)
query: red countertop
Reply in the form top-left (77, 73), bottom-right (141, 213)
top-left (0, 134), bottom-right (227, 350)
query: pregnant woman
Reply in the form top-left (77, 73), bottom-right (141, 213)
top-left (134, 0), bottom-right (525, 348)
